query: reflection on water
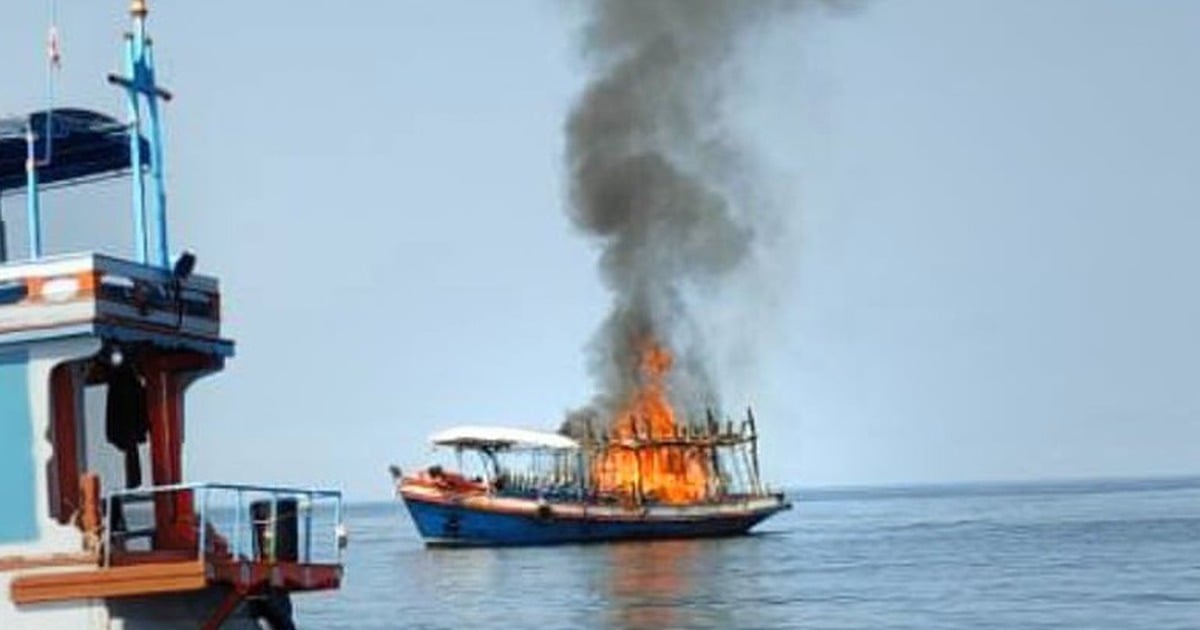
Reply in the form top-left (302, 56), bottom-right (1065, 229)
top-left (595, 536), bottom-right (783, 629)
top-left (603, 540), bottom-right (698, 629)
top-left (407, 538), bottom-right (752, 629)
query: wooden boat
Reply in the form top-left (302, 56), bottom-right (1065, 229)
top-left (393, 415), bottom-right (791, 546)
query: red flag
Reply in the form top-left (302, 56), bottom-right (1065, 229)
top-left (47, 26), bottom-right (61, 68)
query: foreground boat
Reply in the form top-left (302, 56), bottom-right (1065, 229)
top-left (393, 418), bottom-right (791, 547)
top-left (0, 3), bottom-right (343, 627)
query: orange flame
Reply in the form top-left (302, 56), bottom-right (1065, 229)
top-left (591, 338), bottom-right (712, 504)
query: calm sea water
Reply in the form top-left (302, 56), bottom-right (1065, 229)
top-left (295, 478), bottom-right (1200, 629)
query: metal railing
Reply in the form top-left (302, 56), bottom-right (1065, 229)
top-left (103, 482), bottom-right (344, 568)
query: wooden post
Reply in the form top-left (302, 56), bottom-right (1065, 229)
top-left (706, 408), bottom-right (721, 499)
top-left (144, 361), bottom-right (184, 548)
top-left (79, 473), bottom-right (102, 553)
top-left (633, 415), bottom-right (645, 505)
top-left (143, 352), bottom-right (214, 551)
top-left (581, 418), bottom-right (593, 500)
top-left (746, 406), bottom-right (763, 495)
top-left (49, 363), bottom-right (82, 524)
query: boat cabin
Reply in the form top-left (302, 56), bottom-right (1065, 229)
top-left (402, 426), bottom-right (584, 501)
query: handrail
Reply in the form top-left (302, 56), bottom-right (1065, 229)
top-left (106, 481), bottom-right (342, 499)
top-left (102, 482), bottom-right (344, 570)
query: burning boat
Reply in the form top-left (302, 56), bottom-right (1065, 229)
top-left (394, 0), bottom-right (804, 547)
top-left (393, 341), bottom-right (790, 546)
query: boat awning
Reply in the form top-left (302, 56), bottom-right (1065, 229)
top-left (0, 108), bottom-right (149, 193)
top-left (429, 426), bottom-right (579, 451)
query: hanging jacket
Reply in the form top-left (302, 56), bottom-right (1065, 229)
top-left (105, 361), bottom-right (149, 488)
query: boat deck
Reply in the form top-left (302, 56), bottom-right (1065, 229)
top-left (9, 556), bottom-right (342, 606)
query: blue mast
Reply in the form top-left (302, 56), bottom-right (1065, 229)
top-left (108, 0), bottom-right (173, 268)
top-left (24, 125), bottom-right (42, 259)
top-left (6, 0), bottom-right (169, 266)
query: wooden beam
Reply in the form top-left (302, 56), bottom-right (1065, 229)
top-left (207, 561), bottom-right (343, 593)
top-left (48, 362), bottom-right (82, 524)
top-left (10, 560), bottom-right (205, 605)
top-left (142, 357), bottom-right (195, 551)
top-left (202, 588), bottom-right (243, 630)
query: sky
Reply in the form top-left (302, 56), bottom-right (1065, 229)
top-left (2, 1), bottom-right (1199, 501)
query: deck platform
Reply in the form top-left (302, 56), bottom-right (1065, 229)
top-left (0, 252), bottom-right (231, 357)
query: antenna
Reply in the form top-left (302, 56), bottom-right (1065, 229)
top-left (15, 0), bottom-right (62, 260)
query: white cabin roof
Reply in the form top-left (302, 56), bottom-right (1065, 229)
top-left (428, 425), bottom-right (579, 450)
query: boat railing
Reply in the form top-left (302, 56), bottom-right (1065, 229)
top-left (102, 482), bottom-right (344, 569)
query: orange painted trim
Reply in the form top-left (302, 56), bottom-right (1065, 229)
top-left (76, 270), bottom-right (99, 293)
top-left (20, 272), bottom-right (99, 303)
top-left (10, 559), bottom-right (206, 605)
top-left (400, 486), bottom-right (769, 523)
top-left (399, 488), bottom-right (538, 519)
top-left (23, 276), bottom-right (44, 301)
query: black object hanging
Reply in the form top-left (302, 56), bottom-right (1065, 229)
top-left (105, 358), bottom-right (149, 488)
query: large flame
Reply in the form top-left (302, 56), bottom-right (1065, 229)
top-left (591, 338), bottom-right (712, 504)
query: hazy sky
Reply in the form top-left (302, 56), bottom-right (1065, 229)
top-left (3, 1), bottom-right (1199, 500)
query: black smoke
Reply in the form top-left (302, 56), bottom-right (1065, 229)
top-left (562, 0), bottom-right (818, 435)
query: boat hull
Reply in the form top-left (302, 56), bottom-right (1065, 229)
top-left (399, 488), bottom-right (791, 547)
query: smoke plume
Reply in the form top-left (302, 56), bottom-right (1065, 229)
top-left (562, 0), bottom-right (806, 434)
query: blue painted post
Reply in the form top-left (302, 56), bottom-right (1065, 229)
top-left (124, 32), bottom-right (148, 265)
top-left (145, 41), bottom-right (170, 269)
top-left (24, 124), bottom-right (42, 259)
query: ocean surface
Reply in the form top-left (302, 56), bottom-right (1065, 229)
top-left (294, 478), bottom-right (1200, 629)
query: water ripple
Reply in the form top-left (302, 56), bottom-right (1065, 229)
top-left (297, 481), bottom-right (1200, 629)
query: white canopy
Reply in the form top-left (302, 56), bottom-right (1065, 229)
top-left (428, 425), bottom-right (579, 451)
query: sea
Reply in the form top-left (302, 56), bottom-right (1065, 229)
top-left (294, 477), bottom-right (1200, 629)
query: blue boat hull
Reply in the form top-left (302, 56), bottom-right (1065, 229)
top-left (401, 494), bottom-right (790, 547)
